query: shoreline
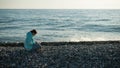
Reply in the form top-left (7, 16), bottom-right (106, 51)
top-left (0, 40), bottom-right (120, 47)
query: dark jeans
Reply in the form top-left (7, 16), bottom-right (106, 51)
top-left (32, 43), bottom-right (41, 51)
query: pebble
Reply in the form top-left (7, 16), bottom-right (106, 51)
top-left (0, 43), bottom-right (120, 68)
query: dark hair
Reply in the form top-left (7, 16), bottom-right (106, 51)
top-left (30, 29), bottom-right (37, 34)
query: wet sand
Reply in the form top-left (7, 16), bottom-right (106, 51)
top-left (0, 41), bottom-right (120, 68)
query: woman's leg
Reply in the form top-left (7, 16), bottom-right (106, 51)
top-left (32, 43), bottom-right (41, 51)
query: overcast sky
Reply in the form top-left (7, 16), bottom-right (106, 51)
top-left (0, 0), bottom-right (120, 9)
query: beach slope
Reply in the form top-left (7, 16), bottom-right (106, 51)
top-left (0, 41), bottom-right (120, 68)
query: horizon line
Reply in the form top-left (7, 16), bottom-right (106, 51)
top-left (0, 8), bottom-right (120, 10)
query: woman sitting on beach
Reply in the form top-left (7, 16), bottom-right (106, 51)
top-left (24, 29), bottom-right (41, 51)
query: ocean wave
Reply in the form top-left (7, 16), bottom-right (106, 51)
top-left (0, 19), bottom-right (15, 23)
top-left (0, 26), bottom-right (21, 30)
top-left (74, 24), bottom-right (120, 32)
top-left (79, 19), bottom-right (111, 22)
top-left (109, 27), bottom-right (120, 32)
top-left (95, 19), bottom-right (111, 21)
top-left (42, 27), bottom-right (65, 31)
top-left (0, 17), bottom-right (46, 24)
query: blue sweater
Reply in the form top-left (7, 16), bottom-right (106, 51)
top-left (24, 32), bottom-right (35, 50)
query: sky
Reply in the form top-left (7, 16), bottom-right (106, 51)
top-left (0, 0), bottom-right (120, 9)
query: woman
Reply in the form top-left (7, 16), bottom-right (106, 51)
top-left (24, 29), bottom-right (41, 51)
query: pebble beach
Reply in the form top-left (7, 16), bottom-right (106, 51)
top-left (0, 41), bottom-right (120, 68)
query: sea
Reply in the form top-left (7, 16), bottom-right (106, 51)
top-left (0, 9), bottom-right (120, 42)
